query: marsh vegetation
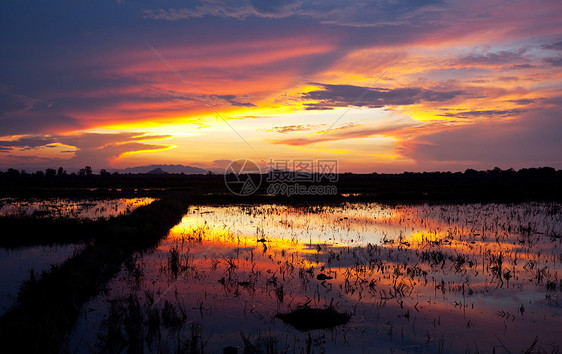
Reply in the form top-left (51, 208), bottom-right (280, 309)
top-left (67, 202), bottom-right (561, 353)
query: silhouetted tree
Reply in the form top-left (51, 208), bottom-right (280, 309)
top-left (6, 168), bottom-right (19, 176)
top-left (486, 167), bottom-right (503, 176)
top-left (45, 168), bottom-right (56, 177)
top-left (85, 166), bottom-right (93, 176)
top-left (539, 167), bottom-right (556, 176)
top-left (57, 167), bottom-right (64, 176)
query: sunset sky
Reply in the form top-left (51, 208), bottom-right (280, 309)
top-left (1, 0), bottom-right (561, 173)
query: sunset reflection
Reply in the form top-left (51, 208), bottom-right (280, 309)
top-left (70, 202), bottom-right (562, 353)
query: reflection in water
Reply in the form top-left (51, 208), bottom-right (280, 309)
top-left (0, 197), bottom-right (155, 219)
top-left (0, 244), bottom-right (84, 316)
top-left (0, 198), bottom-right (154, 317)
top-left (72, 203), bottom-right (562, 353)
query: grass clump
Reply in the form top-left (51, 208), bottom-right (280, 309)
top-left (276, 305), bottom-right (351, 331)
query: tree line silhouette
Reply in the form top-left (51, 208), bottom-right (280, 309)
top-left (1, 165), bottom-right (560, 178)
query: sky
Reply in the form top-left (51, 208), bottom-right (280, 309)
top-left (1, 0), bottom-right (561, 173)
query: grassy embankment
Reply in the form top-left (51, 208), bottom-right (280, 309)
top-left (0, 217), bottom-right (105, 248)
top-left (0, 192), bottom-right (191, 353)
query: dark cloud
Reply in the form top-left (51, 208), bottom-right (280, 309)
top-left (51, 90), bottom-right (255, 116)
top-left (324, 122), bottom-right (361, 132)
top-left (0, 87), bottom-right (55, 119)
top-left (273, 119), bottom-right (419, 146)
top-left (544, 96), bottom-right (562, 106)
top-left (541, 41), bottom-right (562, 50)
top-left (0, 87), bottom-right (256, 133)
top-left (544, 57), bottom-right (562, 66)
top-left (143, 5), bottom-right (253, 21)
top-left (0, 137), bottom-right (56, 152)
top-left (506, 99), bottom-right (535, 105)
top-left (0, 132), bottom-right (174, 168)
top-left (270, 125), bottom-right (314, 134)
top-left (399, 108), bottom-right (562, 168)
top-left (248, 0), bottom-right (300, 17)
top-left (211, 95), bottom-right (256, 108)
top-left (302, 83), bottom-right (463, 110)
top-left (509, 64), bottom-right (534, 69)
top-left (263, 122), bottom-right (361, 135)
top-left (0, 111), bottom-right (83, 135)
top-left (262, 124), bottom-right (325, 134)
top-left (144, 0), bottom-right (445, 27)
top-left (437, 109), bottom-right (526, 119)
top-left (0, 91), bottom-right (34, 116)
top-left (458, 50), bottom-right (527, 66)
top-left (57, 133), bottom-right (172, 149)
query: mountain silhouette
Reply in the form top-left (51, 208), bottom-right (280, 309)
top-left (146, 167), bottom-right (166, 174)
top-left (118, 164), bottom-right (208, 174)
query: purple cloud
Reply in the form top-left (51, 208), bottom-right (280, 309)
top-left (302, 83), bottom-right (463, 110)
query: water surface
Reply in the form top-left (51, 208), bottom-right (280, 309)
top-left (71, 202), bottom-right (562, 353)
top-left (0, 244), bottom-right (84, 316)
top-left (0, 197), bottom-right (155, 316)
top-left (0, 197), bottom-right (155, 219)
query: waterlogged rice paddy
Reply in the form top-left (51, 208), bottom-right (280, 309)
top-left (0, 197), bottom-right (155, 219)
top-left (0, 244), bottom-right (84, 316)
top-left (0, 198), bottom-right (155, 316)
top-left (72, 203), bottom-right (562, 353)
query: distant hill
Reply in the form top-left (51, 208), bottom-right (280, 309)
top-left (146, 167), bottom-right (166, 174)
top-left (117, 164), bottom-right (208, 175)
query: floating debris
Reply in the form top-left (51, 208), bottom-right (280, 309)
top-left (276, 306), bottom-right (350, 331)
top-left (316, 273), bottom-right (333, 281)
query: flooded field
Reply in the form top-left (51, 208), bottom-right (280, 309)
top-left (71, 203), bottom-right (562, 353)
top-left (0, 197), bottom-right (155, 219)
top-left (0, 244), bottom-right (84, 316)
top-left (0, 198), bottom-right (155, 316)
